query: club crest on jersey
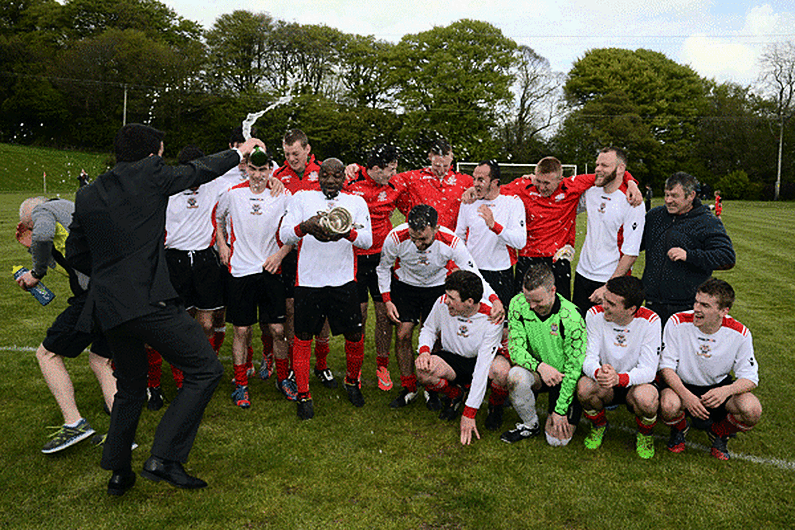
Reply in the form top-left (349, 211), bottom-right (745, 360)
top-left (554, 192), bottom-right (565, 202)
top-left (457, 323), bottom-right (470, 338)
top-left (187, 197), bottom-right (199, 209)
top-left (598, 202), bottom-right (607, 214)
top-left (308, 171), bottom-right (319, 182)
top-left (550, 323), bottom-right (559, 336)
top-left (447, 175), bottom-right (457, 185)
top-left (250, 200), bottom-right (263, 215)
top-left (697, 343), bottom-right (712, 358)
top-left (378, 191), bottom-right (389, 202)
top-left (614, 332), bottom-right (627, 347)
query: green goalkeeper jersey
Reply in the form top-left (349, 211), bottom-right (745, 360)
top-left (507, 292), bottom-right (586, 416)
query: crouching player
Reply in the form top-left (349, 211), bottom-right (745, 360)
top-left (577, 276), bottom-right (661, 459)
top-left (498, 262), bottom-right (586, 447)
top-left (414, 270), bottom-right (503, 445)
top-left (659, 278), bottom-right (761, 460)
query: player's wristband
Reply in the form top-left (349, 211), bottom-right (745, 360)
top-left (294, 224), bottom-right (306, 238)
top-left (382, 292), bottom-right (391, 303)
top-left (418, 345), bottom-right (431, 356)
top-left (490, 222), bottom-right (504, 235)
top-left (346, 228), bottom-right (358, 242)
top-left (462, 406), bottom-right (477, 419)
top-left (618, 373), bottom-right (630, 387)
top-left (488, 294), bottom-right (499, 304)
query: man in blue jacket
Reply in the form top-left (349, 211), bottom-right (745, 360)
top-left (641, 172), bottom-right (735, 326)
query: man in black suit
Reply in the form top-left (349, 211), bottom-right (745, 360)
top-left (66, 124), bottom-right (264, 495)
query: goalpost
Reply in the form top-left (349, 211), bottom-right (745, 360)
top-left (456, 162), bottom-right (579, 183)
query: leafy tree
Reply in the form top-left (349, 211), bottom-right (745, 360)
top-left (337, 34), bottom-right (396, 109)
top-left (390, 19), bottom-right (517, 163)
top-left (205, 11), bottom-right (273, 94)
top-left (499, 45), bottom-right (562, 162)
top-left (559, 48), bottom-right (708, 185)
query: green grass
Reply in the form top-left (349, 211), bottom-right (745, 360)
top-left (0, 178), bottom-right (793, 528)
top-left (0, 143), bottom-right (111, 193)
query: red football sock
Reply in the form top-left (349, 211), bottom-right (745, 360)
top-left (376, 354), bottom-right (389, 369)
top-left (233, 363), bottom-right (248, 387)
top-left (584, 409), bottom-right (608, 427)
top-left (345, 337), bottom-right (364, 383)
top-left (293, 338), bottom-right (312, 394)
top-left (275, 357), bottom-right (290, 382)
top-left (212, 327), bottom-right (226, 353)
top-left (488, 381), bottom-right (508, 406)
top-left (635, 415), bottom-right (656, 436)
top-left (665, 412), bottom-right (687, 431)
top-left (314, 336), bottom-right (330, 371)
top-left (400, 374), bottom-right (418, 393)
top-left (171, 364), bottom-right (184, 389)
top-left (712, 413), bottom-right (753, 437)
top-left (146, 346), bottom-right (162, 388)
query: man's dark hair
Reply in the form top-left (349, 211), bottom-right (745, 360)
top-left (665, 171), bottom-right (699, 197)
top-left (605, 275), bottom-right (645, 311)
top-left (429, 138), bottom-right (452, 156)
top-left (523, 262), bottom-right (555, 292)
top-left (178, 145), bottom-right (204, 165)
top-left (367, 144), bottom-right (398, 170)
top-left (229, 126), bottom-right (257, 146)
top-left (283, 129), bottom-right (309, 147)
top-left (600, 146), bottom-right (628, 167)
top-left (477, 159), bottom-right (500, 183)
top-left (697, 277), bottom-right (735, 310)
top-left (535, 156), bottom-right (562, 176)
top-left (407, 204), bottom-right (438, 231)
top-left (444, 270), bottom-right (483, 304)
top-left (114, 124), bottom-right (165, 163)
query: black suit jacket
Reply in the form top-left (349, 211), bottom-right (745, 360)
top-left (66, 150), bottom-right (240, 332)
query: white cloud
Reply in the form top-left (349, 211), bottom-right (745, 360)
top-left (681, 35), bottom-right (759, 83)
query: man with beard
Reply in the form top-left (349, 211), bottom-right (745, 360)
top-left (572, 147), bottom-right (646, 316)
top-left (279, 158), bottom-right (372, 420)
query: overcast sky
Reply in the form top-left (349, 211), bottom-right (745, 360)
top-left (163, 0), bottom-right (795, 86)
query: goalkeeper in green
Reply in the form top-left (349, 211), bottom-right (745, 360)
top-left (498, 262), bottom-right (586, 446)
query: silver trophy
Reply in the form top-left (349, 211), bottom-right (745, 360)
top-left (317, 207), bottom-right (360, 235)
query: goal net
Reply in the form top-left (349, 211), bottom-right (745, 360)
top-left (456, 162), bottom-right (579, 184)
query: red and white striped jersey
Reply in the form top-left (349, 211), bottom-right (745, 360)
top-left (660, 311), bottom-right (758, 386)
top-left (583, 305), bottom-right (661, 386)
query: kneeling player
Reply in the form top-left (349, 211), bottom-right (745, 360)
top-left (414, 270), bottom-right (503, 445)
top-left (659, 278), bottom-right (761, 460)
top-left (577, 276), bottom-right (661, 458)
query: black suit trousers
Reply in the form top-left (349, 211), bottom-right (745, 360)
top-left (100, 302), bottom-right (223, 470)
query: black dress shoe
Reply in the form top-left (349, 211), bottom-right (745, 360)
top-left (141, 456), bottom-right (207, 489)
top-left (108, 469), bottom-right (136, 496)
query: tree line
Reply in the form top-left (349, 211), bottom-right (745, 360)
top-left (1, 0), bottom-right (793, 199)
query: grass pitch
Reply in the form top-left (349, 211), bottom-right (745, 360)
top-left (0, 163), bottom-right (793, 529)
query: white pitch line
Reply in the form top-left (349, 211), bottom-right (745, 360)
top-left (0, 346), bottom-right (37, 352)
top-left (611, 423), bottom-right (795, 471)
